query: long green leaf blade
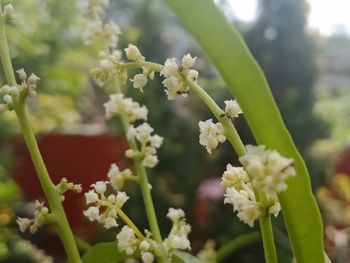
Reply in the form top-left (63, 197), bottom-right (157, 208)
top-left (165, 1), bottom-right (324, 262)
top-left (82, 242), bottom-right (127, 263)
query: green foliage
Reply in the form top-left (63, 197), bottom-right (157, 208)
top-left (82, 242), bottom-right (128, 263)
top-left (164, 0), bottom-right (324, 262)
top-left (171, 250), bottom-right (202, 263)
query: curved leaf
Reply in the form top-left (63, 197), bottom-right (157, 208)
top-left (171, 250), bottom-right (202, 263)
top-left (164, 1), bottom-right (325, 262)
top-left (82, 242), bottom-right (127, 263)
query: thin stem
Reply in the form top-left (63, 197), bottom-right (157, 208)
top-left (115, 207), bottom-right (145, 240)
top-left (0, 9), bottom-right (81, 263)
top-left (114, 80), bottom-right (167, 262)
top-left (259, 213), bottom-right (278, 263)
top-left (216, 232), bottom-right (261, 261)
top-left (120, 117), bottom-right (168, 262)
top-left (15, 104), bottom-right (81, 263)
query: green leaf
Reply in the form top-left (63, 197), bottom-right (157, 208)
top-left (82, 242), bottom-right (127, 263)
top-left (171, 250), bottom-right (202, 263)
top-left (164, 1), bottom-right (324, 262)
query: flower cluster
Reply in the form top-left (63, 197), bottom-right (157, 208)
top-left (163, 208), bottom-right (191, 251)
top-left (0, 69), bottom-right (40, 112)
top-left (55, 178), bottom-right (82, 201)
top-left (223, 99), bottom-right (242, 119)
top-left (222, 164), bottom-right (260, 227)
top-left (83, 0), bottom-right (121, 48)
top-left (116, 226), bottom-right (157, 262)
top-left (123, 44), bottom-right (155, 92)
top-left (107, 163), bottom-right (135, 190)
top-left (198, 119), bottom-right (226, 153)
top-left (160, 54), bottom-right (198, 100)
top-left (239, 145), bottom-right (296, 200)
top-left (196, 240), bottom-right (217, 263)
top-left (15, 239), bottom-right (53, 263)
top-left (103, 93), bottom-right (148, 121)
top-left (90, 51), bottom-right (123, 85)
top-left (126, 123), bottom-right (163, 168)
top-left (84, 181), bottom-right (129, 229)
top-left (16, 201), bottom-right (50, 233)
top-left (3, 4), bottom-right (16, 20)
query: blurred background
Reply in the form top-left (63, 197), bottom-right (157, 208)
top-left (0, 0), bottom-right (349, 262)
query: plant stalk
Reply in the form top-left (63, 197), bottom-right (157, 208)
top-left (0, 8), bottom-right (81, 263)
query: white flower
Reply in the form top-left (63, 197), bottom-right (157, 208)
top-left (103, 21), bottom-right (121, 48)
top-left (84, 206), bottom-right (100, 221)
top-left (224, 99), bottom-right (242, 118)
top-left (115, 191), bottom-right (129, 208)
top-left (170, 235), bottom-right (191, 250)
top-left (221, 164), bottom-right (249, 189)
top-left (3, 4), bottom-right (16, 20)
top-left (143, 154), bottom-right (158, 168)
top-left (92, 181), bottom-right (108, 194)
top-left (16, 217), bottom-right (32, 232)
top-left (139, 240), bottom-right (151, 251)
top-left (239, 145), bottom-right (296, 199)
top-left (124, 44), bottom-right (145, 61)
top-left (16, 68), bottom-right (27, 81)
top-left (103, 216), bottom-right (118, 229)
top-left (224, 188), bottom-right (259, 227)
top-left (83, 20), bottom-right (103, 45)
top-left (130, 74), bottom-right (148, 91)
top-left (104, 93), bottom-right (148, 122)
top-left (160, 58), bottom-right (178, 78)
top-left (141, 252), bottom-right (154, 263)
top-left (107, 164), bottom-right (130, 190)
top-left (85, 190), bottom-right (99, 204)
top-left (116, 226), bottom-right (138, 255)
top-left (269, 201), bottom-right (281, 217)
top-left (167, 208), bottom-right (185, 222)
top-left (198, 119), bottom-right (226, 153)
top-left (182, 54), bottom-right (197, 69)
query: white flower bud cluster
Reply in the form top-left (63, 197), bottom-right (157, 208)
top-left (221, 164), bottom-right (260, 227)
top-left (16, 68), bottom-right (40, 97)
top-left (14, 239), bottom-right (53, 263)
top-left (239, 145), bottom-right (296, 200)
top-left (3, 4), bottom-right (16, 20)
top-left (123, 44), bottom-right (155, 92)
top-left (160, 54), bottom-right (198, 100)
top-left (16, 201), bottom-right (50, 233)
top-left (107, 163), bottom-right (134, 190)
top-left (56, 178), bottom-right (82, 201)
top-left (116, 226), bottom-right (157, 262)
top-left (126, 123), bottom-right (163, 168)
top-left (0, 85), bottom-right (17, 112)
top-left (83, 0), bottom-right (121, 48)
top-left (103, 93), bottom-right (148, 121)
top-left (198, 119), bottom-right (226, 154)
top-left (83, 181), bottom-right (129, 229)
top-left (223, 99), bottom-right (242, 119)
top-left (90, 50), bottom-right (123, 85)
top-left (163, 208), bottom-right (191, 252)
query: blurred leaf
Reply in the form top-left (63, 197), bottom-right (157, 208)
top-left (82, 242), bottom-right (127, 263)
top-left (171, 250), bottom-right (202, 263)
top-left (0, 182), bottom-right (20, 202)
top-left (165, 0), bottom-right (324, 262)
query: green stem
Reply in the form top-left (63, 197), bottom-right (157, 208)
top-left (216, 232), bottom-right (261, 261)
top-left (113, 82), bottom-right (167, 262)
top-left (0, 8), bottom-right (81, 263)
top-left (115, 207), bottom-right (145, 240)
top-left (259, 212), bottom-right (278, 263)
top-left (15, 104), bottom-right (81, 263)
top-left (120, 118), bottom-right (168, 262)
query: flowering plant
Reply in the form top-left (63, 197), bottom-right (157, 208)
top-left (0, 0), bottom-right (327, 263)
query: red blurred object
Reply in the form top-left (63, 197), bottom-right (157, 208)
top-left (10, 134), bottom-right (128, 238)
